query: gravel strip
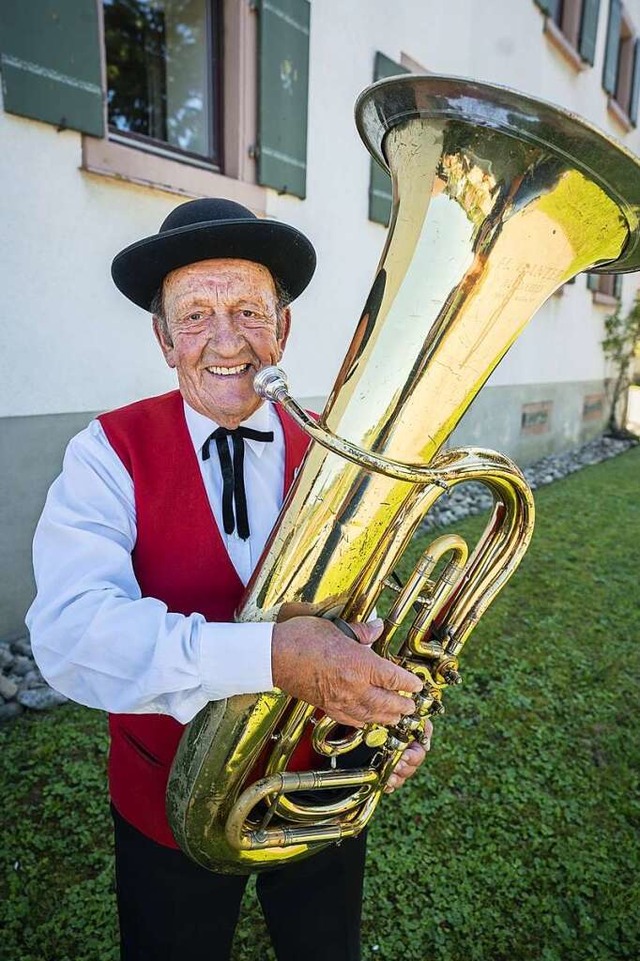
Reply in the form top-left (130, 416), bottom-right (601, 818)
top-left (421, 434), bottom-right (637, 531)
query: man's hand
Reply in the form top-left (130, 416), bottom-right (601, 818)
top-left (383, 722), bottom-right (433, 794)
top-left (272, 616), bottom-right (422, 728)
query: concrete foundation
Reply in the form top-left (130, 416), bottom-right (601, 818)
top-left (451, 379), bottom-right (608, 464)
top-left (1, 410), bottom-right (96, 639)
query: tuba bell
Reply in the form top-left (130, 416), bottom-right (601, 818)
top-left (166, 74), bottom-right (640, 874)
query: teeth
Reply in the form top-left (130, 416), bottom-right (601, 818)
top-left (207, 364), bottom-right (250, 376)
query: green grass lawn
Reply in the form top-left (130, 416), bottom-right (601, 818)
top-left (2, 447), bottom-right (639, 961)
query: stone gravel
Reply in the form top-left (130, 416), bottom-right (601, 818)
top-left (0, 433), bottom-right (636, 723)
top-left (0, 634), bottom-right (69, 722)
top-left (421, 434), bottom-right (637, 531)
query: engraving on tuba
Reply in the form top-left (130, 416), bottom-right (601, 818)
top-left (166, 75), bottom-right (640, 874)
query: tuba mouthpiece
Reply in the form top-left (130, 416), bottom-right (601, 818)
top-left (253, 366), bottom-right (290, 402)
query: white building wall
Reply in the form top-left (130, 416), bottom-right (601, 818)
top-left (0, 100), bottom-right (178, 419)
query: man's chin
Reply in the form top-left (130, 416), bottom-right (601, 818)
top-left (183, 386), bottom-right (263, 427)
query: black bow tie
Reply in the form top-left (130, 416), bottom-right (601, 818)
top-left (202, 426), bottom-right (274, 540)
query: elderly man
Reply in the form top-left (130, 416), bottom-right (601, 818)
top-left (27, 198), bottom-right (429, 961)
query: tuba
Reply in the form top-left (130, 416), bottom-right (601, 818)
top-left (167, 75), bottom-right (640, 873)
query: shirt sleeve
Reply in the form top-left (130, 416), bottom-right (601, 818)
top-left (25, 420), bottom-right (274, 724)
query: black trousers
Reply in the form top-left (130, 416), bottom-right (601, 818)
top-left (112, 806), bottom-right (367, 961)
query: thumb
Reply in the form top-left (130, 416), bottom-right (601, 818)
top-left (347, 617), bottom-right (385, 646)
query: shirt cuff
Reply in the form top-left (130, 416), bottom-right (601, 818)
top-left (198, 622), bottom-right (274, 700)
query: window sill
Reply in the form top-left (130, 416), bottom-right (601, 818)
top-left (607, 96), bottom-right (633, 133)
top-left (592, 291), bottom-right (619, 306)
top-left (81, 135), bottom-right (268, 213)
top-left (543, 18), bottom-right (586, 72)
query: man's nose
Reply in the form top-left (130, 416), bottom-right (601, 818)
top-left (206, 313), bottom-right (245, 354)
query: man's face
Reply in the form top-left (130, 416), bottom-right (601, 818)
top-left (154, 259), bottom-right (291, 428)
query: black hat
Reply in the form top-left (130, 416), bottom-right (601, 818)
top-left (111, 198), bottom-right (317, 311)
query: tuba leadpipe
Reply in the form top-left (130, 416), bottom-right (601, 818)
top-left (167, 75), bottom-right (640, 874)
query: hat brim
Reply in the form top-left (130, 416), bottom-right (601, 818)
top-left (111, 218), bottom-right (316, 311)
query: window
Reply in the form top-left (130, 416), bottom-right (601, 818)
top-left (0, 0), bottom-right (310, 201)
top-left (603, 0), bottom-right (640, 126)
top-left (536, 0), bottom-right (600, 68)
top-left (615, 13), bottom-right (636, 114)
top-left (103, 0), bottom-right (222, 166)
top-left (552, 0), bottom-right (587, 50)
top-left (97, 0), bottom-right (310, 198)
top-left (586, 272), bottom-right (623, 303)
top-left (521, 400), bottom-right (553, 435)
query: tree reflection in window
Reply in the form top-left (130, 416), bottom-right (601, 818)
top-left (104, 0), bottom-right (219, 161)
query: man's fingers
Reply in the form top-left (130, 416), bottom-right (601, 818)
top-left (385, 740), bottom-right (429, 793)
top-left (328, 689), bottom-right (414, 728)
top-left (273, 615), bottom-right (423, 727)
top-left (363, 688), bottom-right (417, 725)
top-left (347, 618), bottom-right (384, 646)
top-left (399, 742), bottom-right (427, 767)
top-left (372, 655), bottom-right (423, 695)
top-left (420, 718), bottom-right (433, 750)
top-left (328, 711), bottom-right (366, 729)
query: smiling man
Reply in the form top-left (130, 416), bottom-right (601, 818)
top-left (27, 199), bottom-right (429, 961)
top-left (154, 259), bottom-right (289, 430)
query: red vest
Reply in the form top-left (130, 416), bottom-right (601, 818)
top-left (99, 390), bottom-right (311, 848)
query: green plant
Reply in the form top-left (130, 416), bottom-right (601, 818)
top-left (602, 295), bottom-right (640, 436)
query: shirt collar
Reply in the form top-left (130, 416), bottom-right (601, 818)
top-left (183, 399), bottom-right (277, 460)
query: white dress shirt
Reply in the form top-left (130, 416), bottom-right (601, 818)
top-left (26, 400), bottom-right (286, 724)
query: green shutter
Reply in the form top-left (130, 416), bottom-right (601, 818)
top-left (368, 52), bottom-right (410, 226)
top-left (586, 273), bottom-right (600, 291)
top-left (614, 274), bottom-right (623, 299)
top-left (630, 38), bottom-right (640, 125)
top-left (534, 0), bottom-right (560, 17)
top-left (603, 0), bottom-right (622, 95)
top-left (578, 0), bottom-right (601, 65)
top-left (0, 0), bottom-right (104, 136)
top-left (257, 0), bottom-right (310, 200)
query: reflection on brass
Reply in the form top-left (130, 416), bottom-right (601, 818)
top-left (167, 75), bottom-right (640, 873)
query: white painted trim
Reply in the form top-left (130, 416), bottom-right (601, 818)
top-left (81, 135), bottom-right (268, 210)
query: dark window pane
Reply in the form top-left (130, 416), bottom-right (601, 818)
top-left (104, 0), bottom-right (218, 160)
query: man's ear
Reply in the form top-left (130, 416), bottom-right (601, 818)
top-left (277, 307), bottom-right (292, 357)
top-left (152, 316), bottom-right (176, 368)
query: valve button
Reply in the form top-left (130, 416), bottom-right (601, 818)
top-left (398, 714), bottom-right (423, 732)
top-left (442, 669), bottom-right (462, 686)
top-left (413, 692), bottom-right (431, 713)
top-left (364, 724), bottom-right (389, 748)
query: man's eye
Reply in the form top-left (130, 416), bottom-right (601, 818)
top-left (188, 312), bottom-right (204, 321)
top-left (241, 309), bottom-right (256, 318)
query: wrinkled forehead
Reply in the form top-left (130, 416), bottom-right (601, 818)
top-left (163, 258), bottom-right (277, 307)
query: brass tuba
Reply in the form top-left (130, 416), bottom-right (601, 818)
top-left (167, 75), bottom-right (640, 874)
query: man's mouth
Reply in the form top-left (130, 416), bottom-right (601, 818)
top-left (205, 364), bottom-right (252, 377)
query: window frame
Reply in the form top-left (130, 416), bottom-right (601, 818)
top-left (103, 0), bottom-right (224, 169)
top-left (82, 0), bottom-right (265, 210)
top-left (554, 0), bottom-right (583, 50)
top-left (586, 272), bottom-right (623, 305)
top-left (609, 6), bottom-right (637, 126)
top-left (542, 0), bottom-right (593, 71)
